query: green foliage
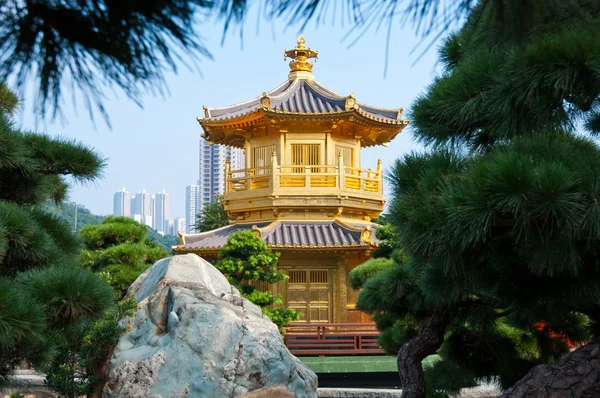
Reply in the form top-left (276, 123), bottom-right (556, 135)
top-left (0, 83), bottom-right (112, 381)
top-left (44, 298), bottom-right (136, 397)
top-left (371, 223), bottom-right (398, 259)
top-left (47, 364), bottom-right (86, 398)
top-left (43, 202), bottom-right (104, 231)
top-left (262, 307), bottom-right (302, 330)
top-left (0, 0), bottom-right (232, 123)
top-left (349, 258), bottom-right (394, 290)
top-left (81, 298), bottom-right (136, 375)
top-left (18, 265), bottom-right (114, 328)
top-left (0, 277), bottom-right (47, 378)
top-left (45, 298), bottom-right (135, 396)
top-left (411, 0), bottom-right (600, 149)
top-left (81, 217), bottom-right (170, 297)
top-left (216, 230), bottom-right (283, 284)
top-left (194, 195), bottom-right (228, 233)
top-left (80, 216), bottom-right (147, 250)
top-left (216, 231), bottom-right (299, 329)
top-left (359, 1), bottom-right (600, 395)
top-left (146, 228), bottom-right (179, 250)
top-left (423, 358), bottom-right (478, 398)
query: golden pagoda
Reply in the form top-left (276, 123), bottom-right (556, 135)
top-left (174, 36), bottom-right (408, 323)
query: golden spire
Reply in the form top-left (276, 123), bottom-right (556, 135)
top-left (284, 35), bottom-right (318, 75)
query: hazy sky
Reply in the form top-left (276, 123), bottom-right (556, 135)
top-left (17, 10), bottom-right (444, 217)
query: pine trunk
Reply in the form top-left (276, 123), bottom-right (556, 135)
top-left (397, 312), bottom-right (453, 398)
top-left (502, 340), bottom-right (600, 397)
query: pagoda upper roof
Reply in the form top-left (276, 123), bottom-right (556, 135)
top-left (197, 36), bottom-right (409, 147)
top-left (202, 78), bottom-right (405, 126)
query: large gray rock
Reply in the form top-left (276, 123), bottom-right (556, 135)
top-left (103, 254), bottom-right (318, 398)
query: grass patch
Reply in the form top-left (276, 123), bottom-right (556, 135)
top-left (298, 355), bottom-right (440, 373)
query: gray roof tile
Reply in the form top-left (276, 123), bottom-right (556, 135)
top-left (202, 78), bottom-right (401, 124)
top-left (174, 220), bottom-right (379, 253)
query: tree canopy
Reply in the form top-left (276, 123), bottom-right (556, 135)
top-left (216, 231), bottom-right (300, 329)
top-left (0, 83), bottom-right (114, 380)
top-left (80, 216), bottom-right (171, 297)
top-left (351, 1), bottom-right (600, 397)
top-left (194, 195), bottom-right (229, 233)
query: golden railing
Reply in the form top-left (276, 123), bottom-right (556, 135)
top-left (344, 167), bottom-right (381, 192)
top-left (225, 164), bottom-right (382, 194)
top-left (279, 165), bottom-right (338, 188)
top-left (228, 166), bottom-right (272, 191)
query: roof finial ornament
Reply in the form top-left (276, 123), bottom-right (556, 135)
top-left (284, 35), bottom-right (319, 78)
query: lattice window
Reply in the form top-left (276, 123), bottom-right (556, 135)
top-left (335, 146), bottom-right (354, 168)
top-left (309, 307), bottom-right (329, 322)
top-left (310, 270), bottom-right (328, 284)
top-left (253, 145), bottom-right (275, 171)
top-left (291, 144), bottom-right (320, 173)
top-left (288, 270), bottom-right (306, 284)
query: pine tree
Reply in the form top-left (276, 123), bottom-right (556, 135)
top-left (194, 195), bottom-right (229, 232)
top-left (80, 216), bottom-right (171, 298)
top-left (0, 83), bottom-right (114, 379)
top-left (349, 1), bottom-right (600, 397)
top-left (216, 231), bottom-right (301, 329)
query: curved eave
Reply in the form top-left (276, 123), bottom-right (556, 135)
top-left (199, 108), bottom-right (409, 148)
top-left (173, 241), bottom-right (378, 255)
top-left (199, 107), bottom-right (407, 127)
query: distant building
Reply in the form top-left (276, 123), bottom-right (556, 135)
top-left (142, 215), bottom-right (153, 228)
top-left (132, 214), bottom-right (142, 223)
top-left (153, 189), bottom-right (171, 233)
top-left (130, 196), bottom-right (137, 215)
top-left (165, 218), bottom-right (174, 236)
top-left (133, 189), bottom-right (152, 219)
top-left (150, 195), bottom-right (156, 226)
top-left (113, 187), bottom-right (131, 217)
top-left (174, 217), bottom-right (186, 236)
top-left (185, 185), bottom-right (199, 233)
top-left (198, 140), bottom-right (244, 211)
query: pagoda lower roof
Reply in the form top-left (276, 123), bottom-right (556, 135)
top-left (200, 78), bottom-right (405, 127)
top-left (173, 219), bottom-right (380, 254)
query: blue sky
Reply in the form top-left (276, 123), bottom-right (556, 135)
top-left (17, 10), bottom-right (444, 217)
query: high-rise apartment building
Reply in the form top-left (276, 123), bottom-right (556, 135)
top-left (130, 196), bottom-right (137, 215)
top-left (174, 217), bottom-right (186, 236)
top-left (113, 187), bottom-right (131, 217)
top-left (133, 189), bottom-right (152, 219)
top-left (198, 140), bottom-right (244, 210)
top-left (185, 185), bottom-right (199, 233)
top-left (142, 215), bottom-right (153, 228)
top-left (153, 189), bottom-right (171, 233)
top-left (165, 218), bottom-right (174, 236)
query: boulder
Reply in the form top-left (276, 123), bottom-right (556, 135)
top-left (103, 254), bottom-right (317, 398)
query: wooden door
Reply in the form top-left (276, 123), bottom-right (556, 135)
top-left (286, 269), bottom-right (331, 323)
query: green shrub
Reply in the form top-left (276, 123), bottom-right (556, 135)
top-left (80, 216), bottom-right (147, 250)
top-left (349, 257), bottom-right (394, 290)
top-left (216, 231), bottom-right (300, 330)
